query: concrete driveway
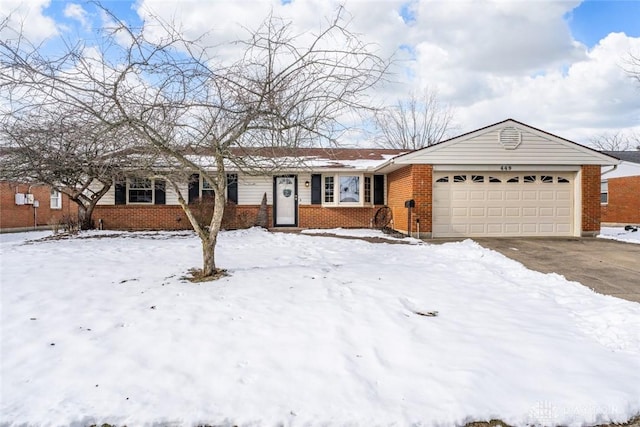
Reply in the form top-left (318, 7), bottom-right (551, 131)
top-left (470, 238), bottom-right (640, 304)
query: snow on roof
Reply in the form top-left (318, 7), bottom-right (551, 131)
top-left (186, 148), bottom-right (406, 171)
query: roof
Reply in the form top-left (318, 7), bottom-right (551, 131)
top-left (376, 118), bottom-right (620, 172)
top-left (603, 151), bottom-right (640, 164)
top-left (186, 147), bottom-right (407, 171)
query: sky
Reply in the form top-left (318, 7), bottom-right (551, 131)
top-left (1, 0), bottom-right (639, 147)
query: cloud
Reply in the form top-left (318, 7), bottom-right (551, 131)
top-left (7, 0), bottom-right (638, 147)
top-left (0, 0), bottom-right (58, 43)
top-left (63, 3), bottom-right (89, 30)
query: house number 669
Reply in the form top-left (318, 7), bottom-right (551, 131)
top-left (500, 165), bottom-right (512, 171)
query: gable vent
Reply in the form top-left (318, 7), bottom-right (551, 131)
top-left (499, 126), bottom-right (522, 150)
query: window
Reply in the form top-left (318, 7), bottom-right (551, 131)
top-left (524, 175), bottom-right (536, 183)
top-left (364, 176), bottom-right (371, 203)
top-left (202, 177), bottom-right (214, 199)
top-left (472, 175), bottom-right (484, 183)
top-left (601, 181), bottom-right (608, 204)
top-left (339, 176), bottom-right (360, 202)
top-left (324, 176), bottom-right (334, 203)
top-left (507, 177), bottom-right (519, 183)
top-left (436, 176), bottom-right (449, 183)
top-left (453, 175), bottom-right (466, 183)
top-left (541, 175), bottom-right (553, 183)
top-left (558, 177), bottom-right (570, 183)
top-left (187, 173), bottom-right (238, 203)
top-left (50, 189), bottom-right (62, 209)
top-left (128, 178), bottom-right (153, 203)
top-left (489, 177), bottom-right (501, 183)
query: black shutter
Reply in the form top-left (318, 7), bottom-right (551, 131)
top-left (115, 180), bottom-right (126, 205)
top-left (373, 174), bottom-right (385, 205)
top-left (311, 174), bottom-right (322, 204)
top-left (154, 179), bottom-right (166, 205)
top-left (227, 173), bottom-right (238, 204)
top-left (188, 174), bottom-right (199, 204)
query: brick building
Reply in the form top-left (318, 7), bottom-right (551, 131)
top-left (85, 119), bottom-right (619, 238)
top-left (0, 182), bottom-right (73, 231)
top-left (601, 151), bottom-right (640, 225)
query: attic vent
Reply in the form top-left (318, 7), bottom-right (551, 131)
top-left (499, 126), bottom-right (522, 150)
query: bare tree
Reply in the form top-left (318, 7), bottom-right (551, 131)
top-left (590, 131), bottom-right (640, 151)
top-left (0, 6), bottom-right (387, 278)
top-left (0, 103), bottom-right (134, 229)
top-left (373, 86), bottom-right (457, 150)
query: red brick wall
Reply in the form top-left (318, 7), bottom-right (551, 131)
top-left (581, 165), bottom-right (601, 234)
top-left (386, 165), bottom-right (433, 235)
top-left (299, 206), bottom-right (380, 229)
top-left (411, 165), bottom-right (433, 235)
top-left (0, 182), bottom-right (73, 230)
top-left (387, 166), bottom-right (413, 233)
top-left (601, 176), bottom-right (640, 224)
top-left (94, 204), bottom-right (272, 230)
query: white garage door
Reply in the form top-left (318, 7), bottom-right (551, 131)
top-left (433, 172), bottom-right (575, 237)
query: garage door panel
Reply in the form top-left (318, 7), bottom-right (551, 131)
top-left (470, 207), bottom-right (485, 216)
top-left (505, 207), bottom-right (520, 217)
top-left (433, 171), bottom-right (574, 237)
top-left (470, 191), bottom-right (485, 201)
top-left (487, 191), bottom-right (503, 200)
top-left (539, 207), bottom-right (554, 217)
top-left (505, 191), bottom-right (520, 200)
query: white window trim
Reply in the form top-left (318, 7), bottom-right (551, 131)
top-left (50, 189), bottom-right (62, 209)
top-left (322, 173), bottom-right (373, 207)
top-left (600, 180), bottom-right (608, 205)
top-left (127, 178), bottom-right (154, 205)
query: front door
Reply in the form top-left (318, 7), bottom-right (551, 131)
top-left (274, 175), bottom-right (298, 227)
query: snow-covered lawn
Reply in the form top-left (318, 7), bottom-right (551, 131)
top-left (599, 227), bottom-right (640, 244)
top-left (1, 228), bottom-right (639, 426)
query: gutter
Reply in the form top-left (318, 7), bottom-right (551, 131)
top-left (600, 164), bottom-right (618, 178)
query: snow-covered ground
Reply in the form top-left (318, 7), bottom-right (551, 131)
top-left (599, 226), bottom-right (640, 244)
top-left (1, 228), bottom-right (639, 426)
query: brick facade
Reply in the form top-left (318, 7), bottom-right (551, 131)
top-left (581, 165), bottom-right (601, 235)
top-left (0, 182), bottom-right (73, 231)
top-left (94, 203), bottom-right (382, 231)
top-left (299, 205), bottom-right (380, 229)
top-left (386, 165), bottom-right (433, 237)
top-left (601, 176), bottom-right (640, 224)
top-left (94, 204), bottom-right (271, 231)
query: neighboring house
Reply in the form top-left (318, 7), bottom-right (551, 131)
top-left (0, 181), bottom-right (72, 231)
top-left (601, 151), bottom-right (640, 225)
top-left (90, 119), bottom-right (619, 238)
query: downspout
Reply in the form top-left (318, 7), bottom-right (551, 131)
top-left (601, 164), bottom-right (618, 177)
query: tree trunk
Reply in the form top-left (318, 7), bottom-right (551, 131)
top-left (79, 202), bottom-right (97, 230)
top-left (202, 236), bottom-right (216, 277)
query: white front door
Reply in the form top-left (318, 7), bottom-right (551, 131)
top-left (274, 175), bottom-right (297, 226)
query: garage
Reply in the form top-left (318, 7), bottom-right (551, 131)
top-left (432, 171), bottom-right (575, 237)
top-left (378, 119), bottom-right (620, 238)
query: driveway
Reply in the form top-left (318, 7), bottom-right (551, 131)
top-left (470, 238), bottom-right (640, 304)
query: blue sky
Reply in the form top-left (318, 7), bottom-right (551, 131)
top-left (567, 0), bottom-right (640, 47)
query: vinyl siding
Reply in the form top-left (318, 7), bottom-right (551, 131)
top-left (395, 125), bottom-right (618, 166)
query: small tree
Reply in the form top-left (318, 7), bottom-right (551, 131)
top-left (0, 105), bottom-right (132, 230)
top-left (0, 6), bottom-right (388, 278)
top-left (373, 86), bottom-right (457, 150)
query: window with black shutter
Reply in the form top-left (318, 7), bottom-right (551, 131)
top-left (188, 174), bottom-right (200, 204)
top-left (311, 174), bottom-right (321, 204)
top-left (115, 180), bottom-right (126, 205)
top-left (154, 179), bottom-right (166, 205)
top-left (227, 173), bottom-right (238, 203)
top-left (373, 174), bottom-right (384, 205)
